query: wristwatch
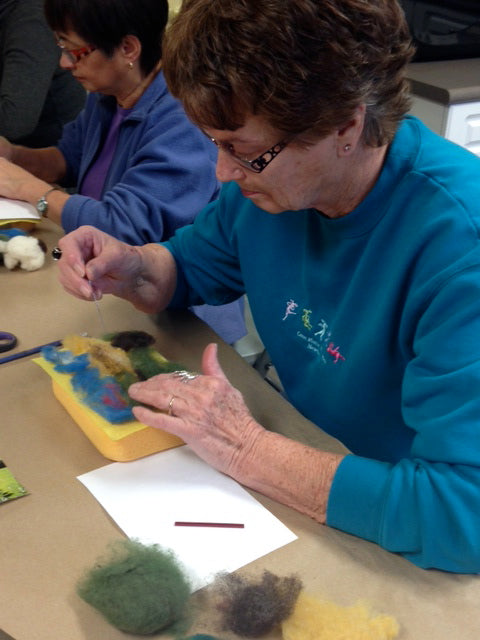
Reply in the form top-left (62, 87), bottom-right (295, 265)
top-left (36, 187), bottom-right (59, 217)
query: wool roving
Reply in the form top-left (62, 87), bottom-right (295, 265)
top-left (41, 332), bottom-right (186, 423)
top-left (42, 340), bottom-right (135, 423)
top-left (77, 539), bottom-right (192, 635)
top-left (214, 570), bottom-right (303, 637)
top-left (281, 592), bottom-right (400, 640)
top-left (0, 229), bottom-right (46, 271)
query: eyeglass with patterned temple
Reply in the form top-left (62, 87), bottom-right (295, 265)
top-left (56, 40), bottom-right (97, 64)
top-left (209, 137), bottom-right (289, 173)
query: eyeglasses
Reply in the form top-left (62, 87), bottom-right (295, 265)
top-left (56, 40), bottom-right (97, 64)
top-left (209, 136), bottom-right (289, 173)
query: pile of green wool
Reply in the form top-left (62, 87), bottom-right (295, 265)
top-left (77, 539), bottom-right (192, 635)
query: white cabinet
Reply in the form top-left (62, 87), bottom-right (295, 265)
top-left (407, 59), bottom-right (480, 157)
top-left (444, 102), bottom-right (480, 156)
top-left (409, 96), bottom-right (480, 157)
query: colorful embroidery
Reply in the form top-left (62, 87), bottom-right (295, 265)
top-left (314, 319), bottom-right (329, 340)
top-left (301, 309), bottom-right (313, 330)
top-left (326, 342), bottom-right (345, 363)
top-left (282, 301), bottom-right (346, 365)
top-left (283, 299), bottom-right (298, 320)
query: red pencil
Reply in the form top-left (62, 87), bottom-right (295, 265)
top-left (174, 521), bottom-right (245, 529)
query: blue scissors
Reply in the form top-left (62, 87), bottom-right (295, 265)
top-left (0, 332), bottom-right (17, 353)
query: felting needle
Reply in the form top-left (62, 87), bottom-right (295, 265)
top-left (89, 280), bottom-right (107, 335)
top-left (51, 248), bottom-right (107, 335)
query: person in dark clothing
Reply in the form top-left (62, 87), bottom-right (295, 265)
top-left (0, 0), bottom-right (86, 147)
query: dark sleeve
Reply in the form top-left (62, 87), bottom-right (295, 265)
top-left (0, 0), bottom-right (62, 141)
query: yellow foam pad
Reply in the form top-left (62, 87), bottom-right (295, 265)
top-left (34, 357), bottom-right (184, 461)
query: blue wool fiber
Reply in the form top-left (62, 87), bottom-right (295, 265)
top-left (70, 366), bottom-right (134, 423)
top-left (42, 346), bottom-right (90, 373)
top-left (42, 346), bottom-right (134, 422)
top-left (0, 228), bottom-right (28, 240)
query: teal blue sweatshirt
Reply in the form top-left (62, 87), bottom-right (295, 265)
top-left (165, 117), bottom-right (480, 572)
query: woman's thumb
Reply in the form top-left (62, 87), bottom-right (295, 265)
top-left (201, 342), bottom-right (228, 380)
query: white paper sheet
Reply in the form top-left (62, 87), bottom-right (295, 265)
top-left (0, 197), bottom-right (39, 221)
top-left (78, 446), bottom-right (297, 590)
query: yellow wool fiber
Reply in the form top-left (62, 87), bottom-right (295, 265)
top-left (62, 335), bottom-right (135, 377)
top-left (282, 592), bottom-right (399, 640)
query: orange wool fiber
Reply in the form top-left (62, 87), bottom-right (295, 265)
top-left (282, 592), bottom-right (399, 640)
top-left (62, 335), bottom-right (135, 377)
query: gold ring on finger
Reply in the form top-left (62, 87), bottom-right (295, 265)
top-left (167, 395), bottom-right (176, 416)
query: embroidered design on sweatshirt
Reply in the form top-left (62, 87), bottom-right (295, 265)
top-left (326, 342), bottom-right (345, 363)
top-left (282, 300), bottom-right (345, 364)
top-left (302, 309), bottom-right (313, 330)
top-left (283, 299), bottom-right (298, 320)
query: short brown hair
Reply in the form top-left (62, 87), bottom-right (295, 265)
top-left (163, 0), bottom-right (415, 146)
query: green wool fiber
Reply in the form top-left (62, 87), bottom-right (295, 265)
top-left (77, 539), bottom-right (192, 635)
top-left (127, 347), bottom-right (185, 380)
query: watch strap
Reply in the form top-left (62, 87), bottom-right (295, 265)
top-left (37, 186), bottom-right (59, 217)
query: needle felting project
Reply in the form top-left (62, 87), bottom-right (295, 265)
top-left (77, 539), bottom-right (192, 636)
top-left (0, 459), bottom-right (28, 504)
top-left (281, 592), bottom-right (400, 640)
top-left (41, 331), bottom-right (183, 423)
top-left (0, 227), bottom-right (46, 271)
top-left (213, 570), bottom-right (303, 637)
top-left (36, 331), bottom-right (186, 461)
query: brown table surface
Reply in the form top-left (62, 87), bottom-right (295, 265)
top-left (2, 221), bottom-right (480, 639)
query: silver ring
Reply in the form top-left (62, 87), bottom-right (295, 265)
top-left (173, 370), bottom-right (199, 383)
top-left (167, 395), bottom-right (176, 416)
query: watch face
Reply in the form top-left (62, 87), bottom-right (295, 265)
top-left (37, 197), bottom-right (47, 213)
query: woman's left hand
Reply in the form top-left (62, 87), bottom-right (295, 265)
top-left (129, 342), bottom-right (265, 477)
top-left (0, 157), bottom-right (45, 201)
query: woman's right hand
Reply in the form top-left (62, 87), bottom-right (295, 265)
top-left (56, 225), bottom-right (178, 313)
top-left (56, 225), bottom-right (144, 299)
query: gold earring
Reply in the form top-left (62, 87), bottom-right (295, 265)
top-left (127, 61), bottom-right (134, 69)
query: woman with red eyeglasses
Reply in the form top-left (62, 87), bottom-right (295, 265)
top-left (0, 0), bottom-right (246, 345)
top-left (0, 0), bottom-right (85, 147)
